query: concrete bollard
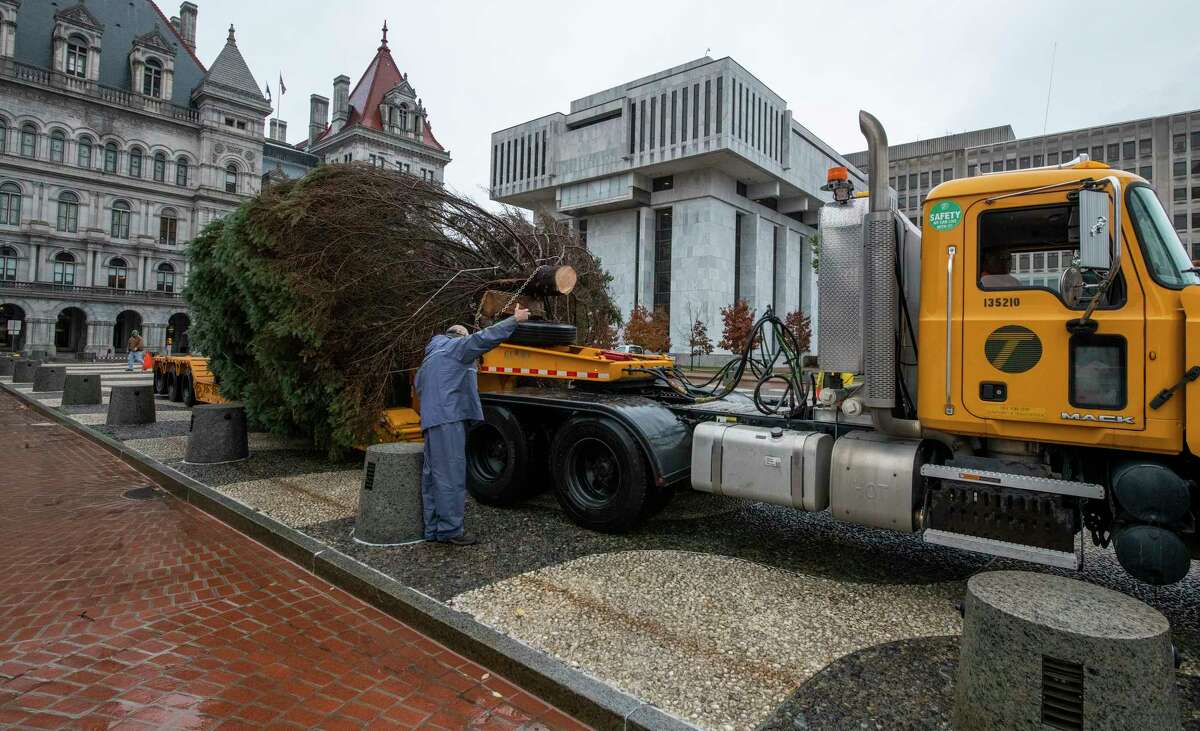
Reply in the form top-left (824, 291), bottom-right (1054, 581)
top-left (106, 385), bottom-right (156, 425)
top-left (353, 443), bottom-right (425, 545)
top-left (29, 349), bottom-right (49, 361)
top-left (11, 359), bottom-right (42, 383)
top-left (954, 570), bottom-right (1178, 730)
top-left (62, 373), bottom-right (102, 406)
top-left (0, 357), bottom-right (14, 377)
top-left (32, 365), bottom-right (67, 392)
top-left (75, 352), bottom-right (96, 362)
top-left (185, 403), bottom-right (249, 464)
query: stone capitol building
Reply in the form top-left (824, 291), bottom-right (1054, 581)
top-left (0, 0), bottom-right (271, 357)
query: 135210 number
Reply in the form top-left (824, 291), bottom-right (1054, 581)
top-left (983, 296), bottom-right (1020, 308)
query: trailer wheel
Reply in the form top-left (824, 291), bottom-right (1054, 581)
top-left (551, 417), bottom-right (648, 533)
top-left (466, 405), bottom-right (532, 506)
top-left (153, 368), bottom-right (168, 395)
top-left (168, 371), bottom-right (183, 402)
top-left (181, 374), bottom-right (196, 407)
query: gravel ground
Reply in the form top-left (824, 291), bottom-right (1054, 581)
top-left (451, 550), bottom-right (963, 730)
top-left (219, 470), bottom-right (360, 527)
top-left (122, 433), bottom-right (314, 462)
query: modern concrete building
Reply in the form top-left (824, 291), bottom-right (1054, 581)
top-left (0, 0), bottom-right (271, 356)
top-left (298, 23), bottom-right (450, 183)
top-left (490, 57), bottom-right (863, 353)
top-left (845, 109), bottom-right (1200, 261)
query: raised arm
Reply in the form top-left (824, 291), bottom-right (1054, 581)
top-left (453, 306), bottom-right (531, 363)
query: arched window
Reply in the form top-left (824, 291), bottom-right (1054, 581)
top-left (153, 151), bottom-right (166, 182)
top-left (19, 124), bottom-right (35, 158)
top-left (49, 130), bottom-right (65, 163)
top-left (77, 136), bottom-right (93, 168)
top-left (66, 36), bottom-right (88, 78)
top-left (129, 147), bottom-right (143, 178)
top-left (175, 157), bottom-right (188, 186)
top-left (399, 104), bottom-right (409, 131)
top-left (159, 207), bottom-right (178, 245)
top-left (0, 182), bottom-right (20, 226)
top-left (142, 58), bottom-right (163, 98)
top-left (107, 257), bottom-right (128, 289)
top-left (0, 245), bottom-right (17, 281)
top-left (110, 200), bottom-right (131, 239)
top-left (53, 251), bottom-right (76, 286)
top-left (224, 163), bottom-right (238, 193)
top-left (56, 191), bottom-right (78, 232)
top-left (155, 262), bottom-right (176, 292)
top-left (103, 142), bottom-right (118, 173)
top-left (0, 119), bottom-right (7, 153)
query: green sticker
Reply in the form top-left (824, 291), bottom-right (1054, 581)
top-left (928, 200), bottom-right (963, 232)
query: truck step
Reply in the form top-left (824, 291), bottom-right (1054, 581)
top-left (920, 464), bottom-right (1104, 500)
top-left (923, 528), bottom-right (1081, 570)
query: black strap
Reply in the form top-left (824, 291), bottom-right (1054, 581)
top-left (1150, 365), bottom-right (1200, 410)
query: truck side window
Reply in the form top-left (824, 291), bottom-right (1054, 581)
top-left (1069, 334), bottom-right (1126, 410)
top-left (977, 202), bottom-right (1124, 308)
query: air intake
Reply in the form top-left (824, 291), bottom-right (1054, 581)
top-left (1041, 655), bottom-right (1084, 730)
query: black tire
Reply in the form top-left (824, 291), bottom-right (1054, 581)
top-left (550, 417), bottom-right (648, 533)
top-left (153, 368), bottom-right (167, 395)
top-left (466, 406), bottom-right (531, 506)
top-left (168, 371), bottom-right (182, 402)
top-left (181, 374), bottom-right (196, 407)
top-left (641, 483), bottom-right (675, 519)
top-left (507, 321), bottom-right (577, 347)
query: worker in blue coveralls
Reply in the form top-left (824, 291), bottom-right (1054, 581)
top-left (414, 305), bottom-right (530, 545)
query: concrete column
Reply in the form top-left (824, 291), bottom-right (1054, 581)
top-left (87, 320), bottom-right (113, 355)
top-left (32, 244), bottom-right (40, 281)
top-left (143, 322), bottom-right (166, 352)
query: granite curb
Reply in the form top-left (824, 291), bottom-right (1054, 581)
top-left (1, 381), bottom-right (696, 731)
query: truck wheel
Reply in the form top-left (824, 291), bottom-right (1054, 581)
top-left (641, 484), bottom-right (675, 519)
top-left (507, 321), bottom-right (577, 347)
top-left (168, 371), bottom-right (183, 402)
top-left (181, 375), bottom-right (196, 407)
top-left (153, 368), bottom-right (168, 395)
top-left (466, 406), bottom-right (531, 506)
top-left (551, 417), bottom-right (648, 533)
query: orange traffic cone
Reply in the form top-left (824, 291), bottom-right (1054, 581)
top-left (143, 351), bottom-right (153, 371)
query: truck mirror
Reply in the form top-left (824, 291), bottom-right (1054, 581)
top-left (1059, 266), bottom-right (1084, 307)
top-left (1078, 189), bottom-right (1112, 270)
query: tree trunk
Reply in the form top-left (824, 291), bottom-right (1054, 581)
top-left (490, 265), bottom-right (577, 297)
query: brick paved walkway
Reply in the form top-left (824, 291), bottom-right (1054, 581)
top-left (0, 390), bottom-right (588, 731)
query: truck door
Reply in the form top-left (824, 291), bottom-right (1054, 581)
top-left (958, 189), bottom-right (1145, 439)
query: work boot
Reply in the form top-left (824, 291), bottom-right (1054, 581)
top-left (437, 533), bottom-right (479, 546)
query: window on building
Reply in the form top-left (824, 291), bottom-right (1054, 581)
top-left (1088, 146), bottom-right (1101, 162)
top-left (1033, 154), bottom-right (1044, 167)
top-left (0, 120), bottom-right (6, 153)
top-left (129, 147), bottom-right (143, 177)
top-left (1176, 160), bottom-right (1188, 178)
top-left (897, 175), bottom-right (907, 190)
top-left (1193, 211), bottom-right (1200, 230)
top-left (0, 182), bottom-right (21, 226)
top-left (398, 162), bottom-right (410, 174)
top-left (1175, 187), bottom-right (1187, 203)
top-left (19, 124), bottom-right (35, 158)
top-left (66, 38), bottom-right (88, 78)
top-left (103, 142), bottom-right (118, 173)
top-left (919, 171), bottom-right (929, 188)
top-left (652, 175), bottom-right (674, 192)
top-left (1006, 158), bottom-right (1017, 171)
top-left (224, 117), bottom-right (235, 127)
top-left (577, 218), bottom-right (587, 247)
top-left (736, 180), bottom-right (748, 197)
top-left (1019, 156), bottom-right (1030, 169)
top-left (1193, 159), bottom-right (1200, 177)
top-left (0, 245), bottom-right (16, 280)
top-left (968, 164), bottom-right (977, 177)
top-left (1174, 134), bottom-right (1187, 154)
top-left (224, 163), bottom-right (238, 193)
top-left (159, 208), bottom-right (178, 245)
top-left (49, 131), bottom-right (65, 163)
top-left (142, 58), bottom-right (163, 97)
top-left (1122, 140), bottom-right (1135, 159)
top-left (155, 262), bottom-right (176, 292)
top-left (1174, 213), bottom-right (1187, 231)
top-left (653, 208), bottom-right (672, 315)
top-left (908, 173), bottom-right (917, 187)
top-left (52, 252), bottom-right (75, 286)
top-left (704, 80), bottom-right (711, 137)
top-left (78, 136), bottom-right (92, 167)
top-left (1106, 143), bottom-right (1119, 161)
top-left (110, 201), bottom-right (131, 239)
top-left (1139, 138), bottom-right (1152, 157)
top-left (107, 257), bottom-right (128, 289)
top-left (979, 162), bottom-right (991, 173)
top-left (176, 157), bottom-right (188, 186)
top-left (943, 167), bottom-right (953, 181)
top-left (1140, 165), bottom-right (1153, 182)
top-left (153, 152), bottom-right (166, 182)
top-left (1193, 187), bottom-right (1200, 202)
top-left (236, 120), bottom-right (246, 131)
top-left (1047, 152), bottom-right (1059, 165)
top-left (56, 191), bottom-right (78, 232)
top-left (931, 169), bottom-right (942, 186)
top-left (734, 213), bottom-right (743, 302)
top-left (1192, 131), bottom-right (1200, 150)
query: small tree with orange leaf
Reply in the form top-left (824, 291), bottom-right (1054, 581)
top-left (623, 305), bottom-right (671, 353)
top-left (719, 299), bottom-right (756, 353)
top-left (783, 310), bottom-right (812, 353)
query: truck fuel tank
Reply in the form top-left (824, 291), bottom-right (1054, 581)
top-left (691, 422), bottom-right (832, 511)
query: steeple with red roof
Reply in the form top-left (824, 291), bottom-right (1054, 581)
top-left (302, 22), bottom-right (449, 180)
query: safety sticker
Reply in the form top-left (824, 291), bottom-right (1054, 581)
top-left (928, 200), bottom-right (963, 231)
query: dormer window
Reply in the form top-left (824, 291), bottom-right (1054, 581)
top-left (142, 58), bottom-right (162, 97)
top-left (399, 104), bottom-right (409, 132)
top-left (66, 37), bottom-right (88, 78)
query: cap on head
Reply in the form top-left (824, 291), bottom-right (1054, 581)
top-left (446, 325), bottom-right (469, 338)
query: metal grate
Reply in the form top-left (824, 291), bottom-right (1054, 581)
top-left (1041, 655), bottom-right (1084, 730)
top-left (363, 461), bottom-right (377, 491)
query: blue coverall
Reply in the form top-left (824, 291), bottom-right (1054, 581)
top-left (413, 317), bottom-right (519, 541)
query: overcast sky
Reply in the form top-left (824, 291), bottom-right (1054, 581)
top-left (192, 0), bottom-right (1199, 201)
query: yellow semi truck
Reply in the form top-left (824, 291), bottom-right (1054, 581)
top-left (162, 112), bottom-right (1199, 585)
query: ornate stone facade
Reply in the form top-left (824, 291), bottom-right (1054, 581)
top-left (0, 1), bottom-right (270, 356)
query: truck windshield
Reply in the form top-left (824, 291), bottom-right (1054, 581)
top-left (1127, 185), bottom-right (1200, 288)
